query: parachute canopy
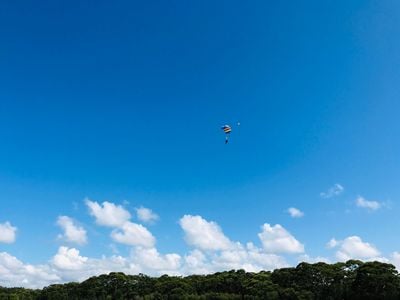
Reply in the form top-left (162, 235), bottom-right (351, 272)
top-left (221, 125), bottom-right (232, 134)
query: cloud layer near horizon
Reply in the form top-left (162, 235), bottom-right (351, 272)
top-left (0, 198), bottom-right (398, 289)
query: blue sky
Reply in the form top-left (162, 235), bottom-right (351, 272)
top-left (1, 0), bottom-right (400, 288)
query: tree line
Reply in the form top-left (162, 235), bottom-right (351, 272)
top-left (1, 260), bottom-right (400, 299)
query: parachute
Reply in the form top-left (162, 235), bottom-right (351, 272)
top-left (221, 125), bottom-right (232, 144)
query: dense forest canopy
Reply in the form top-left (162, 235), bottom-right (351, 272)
top-left (1, 260), bottom-right (399, 299)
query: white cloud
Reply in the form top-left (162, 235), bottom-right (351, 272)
top-left (86, 200), bottom-right (156, 248)
top-left (287, 207), bottom-right (304, 218)
top-left (132, 247), bottom-right (181, 274)
top-left (0, 252), bottom-right (59, 289)
top-left (334, 236), bottom-right (381, 261)
top-left (86, 199), bottom-right (131, 227)
top-left (179, 215), bottom-right (233, 251)
top-left (258, 224), bottom-right (304, 254)
top-left (52, 247), bottom-right (88, 270)
top-left (326, 238), bottom-right (339, 249)
top-left (51, 253), bottom-right (139, 284)
top-left (182, 243), bottom-right (288, 275)
top-left (355, 196), bottom-right (381, 211)
top-left (0, 222), bottom-right (17, 244)
top-left (183, 250), bottom-right (210, 274)
top-left (111, 221), bottom-right (155, 248)
top-left (212, 242), bottom-right (288, 272)
top-left (390, 252), bottom-right (400, 270)
top-left (179, 216), bottom-right (290, 273)
top-left (320, 184), bottom-right (344, 198)
top-left (298, 254), bottom-right (331, 264)
top-left (57, 216), bottom-right (87, 245)
top-left (0, 241), bottom-right (288, 289)
top-left (136, 207), bottom-right (159, 224)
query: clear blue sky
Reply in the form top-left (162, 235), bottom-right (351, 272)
top-left (1, 0), bottom-right (400, 288)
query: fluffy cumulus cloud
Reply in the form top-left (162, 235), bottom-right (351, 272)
top-left (57, 216), bottom-right (87, 245)
top-left (179, 215), bottom-right (233, 251)
top-left (0, 245), bottom-right (181, 288)
top-left (329, 236), bottom-right (382, 261)
top-left (179, 216), bottom-right (292, 273)
top-left (180, 244), bottom-right (288, 275)
top-left (52, 247), bottom-right (88, 270)
top-left (136, 207), bottom-right (159, 223)
top-left (0, 222), bottom-right (17, 244)
top-left (0, 252), bottom-right (59, 288)
top-left (111, 221), bottom-right (156, 248)
top-left (210, 243), bottom-right (289, 272)
top-left (355, 196), bottom-right (381, 211)
top-left (132, 247), bottom-right (181, 274)
top-left (86, 199), bottom-right (156, 248)
top-left (85, 199), bottom-right (131, 227)
top-left (183, 250), bottom-right (210, 274)
top-left (258, 224), bottom-right (304, 254)
top-left (287, 207), bottom-right (304, 218)
top-left (320, 184), bottom-right (344, 198)
top-left (52, 250), bottom-right (142, 285)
